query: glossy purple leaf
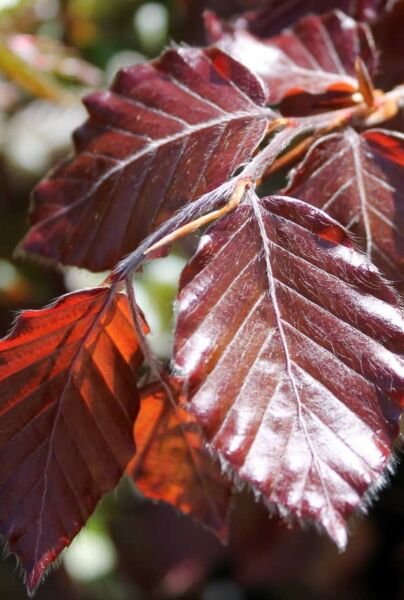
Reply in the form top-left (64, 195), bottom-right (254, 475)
top-left (207, 10), bottom-right (377, 103)
top-left (18, 47), bottom-right (274, 272)
top-left (173, 193), bottom-right (403, 548)
top-left (286, 128), bottom-right (404, 288)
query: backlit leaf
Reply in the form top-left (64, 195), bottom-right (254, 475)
top-left (0, 287), bottom-right (143, 593)
top-left (18, 47), bottom-right (274, 271)
top-left (286, 128), bottom-right (404, 287)
top-left (128, 384), bottom-right (232, 539)
top-left (173, 194), bottom-right (403, 548)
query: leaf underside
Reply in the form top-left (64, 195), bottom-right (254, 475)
top-left (286, 127), bottom-right (404, 288)
top-left (208, 9), bottom-right (377, 103)
top-left (173, 194), bottom-right (403, 548)
top-left (0, 288), bottom-right (143, 593)
top-left (128, 385), bottom-right (232, 540)
top-left (19, 46), bottom-right (273, 272)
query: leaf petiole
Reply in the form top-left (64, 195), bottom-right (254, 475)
top-left (144, 178), bottom-right (253, 255)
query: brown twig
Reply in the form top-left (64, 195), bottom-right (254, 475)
top-left (114, 79), bottom-right (404, 281)
top-left (260, 82), bottom-right (404, 180)
top-left (144, 178), bottom-right (253, 255)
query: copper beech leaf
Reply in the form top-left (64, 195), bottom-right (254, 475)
top-left (244, 0), bottom-right (389, 37)
top-left (173, 194), bottom-right (404, 548)
top-left (18, 47), bottom-right (274, 272)
top-left (207, 10), bottom-right (377, 103)
top-left (128, 384), bottom-right (232, 539)
top-left (0, 287), bottom-right (144, 593)
top-left (286, 128), bottom-right (404, 288)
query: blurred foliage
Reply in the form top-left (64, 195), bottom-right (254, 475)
top-left (0, 1), bottom-right (403, 599)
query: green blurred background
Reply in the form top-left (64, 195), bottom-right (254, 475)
top-left (0, 1), bottom-right (403, 598)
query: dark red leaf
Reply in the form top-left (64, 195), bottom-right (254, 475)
top-left (207, 10), bottom-right (377, 103)
top-left (243, 0), bottom-right (389, 37)
top-left (173, 193), bottom-right (403, 548)
top-left (18, 47), bottom-right (274, 272)
top-left (0, 287), bottom-right (143, 593)
top-left (128, 384), bottom-right (232, 539)
top-left (286, 127), bottom-right (404, 287)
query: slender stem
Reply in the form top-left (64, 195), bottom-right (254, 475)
top-left (111, 80), bottom-right (404, 282)
top-left (144, 178), bottom-right (253, 255)
top-left (260, 83), bottom-right (404, 180)
top-left (125, 276), bottom-right (229, 529)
